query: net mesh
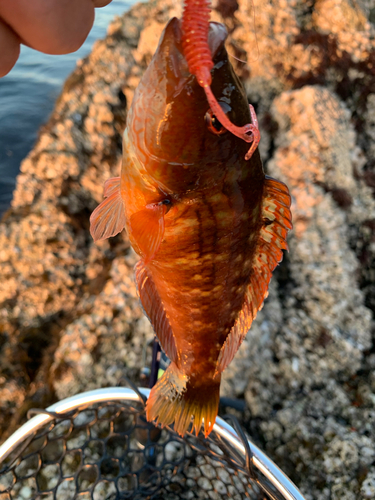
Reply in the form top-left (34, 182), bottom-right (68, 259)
top-left (0, 396), bottom-right (276, 500)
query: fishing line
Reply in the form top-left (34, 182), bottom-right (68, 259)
top-left (248, 0), bottom-right (260, 62)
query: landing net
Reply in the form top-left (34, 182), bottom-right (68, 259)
top-left (0, 387), bottom-right (305, 500)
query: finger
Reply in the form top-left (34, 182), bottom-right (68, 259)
top-left (0, 0), bottom-right (95, 55)
top-left (92, 0), bottom-right (112, 7)
top-left (0, 19), bottom-right (20, 77)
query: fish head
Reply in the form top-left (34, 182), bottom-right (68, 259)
top-left (127, 17), bottom-right (253, 194)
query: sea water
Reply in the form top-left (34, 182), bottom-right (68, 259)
top-left (0, 0), bottom-right (136, 215)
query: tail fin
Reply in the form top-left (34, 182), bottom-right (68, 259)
top-left (146, 362), bottom-right (220, 437)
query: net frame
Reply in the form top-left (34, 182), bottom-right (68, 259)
top-left (0, 387), bottom-right (305, 500)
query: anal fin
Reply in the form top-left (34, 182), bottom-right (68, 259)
top-left (90, 177), bottom-right (126, 242)
top-left (135, 261), bottom-right (177, 363)
top-left (215, 175), bottom-right (293, 375)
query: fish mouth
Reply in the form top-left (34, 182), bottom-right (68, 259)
top-left (128, 17), bottom-right (251, 193)
top-left (159, 17), bottom-right (228, 90)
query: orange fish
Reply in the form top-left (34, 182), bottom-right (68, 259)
top-left (90, 18), bottom-right (292, 437)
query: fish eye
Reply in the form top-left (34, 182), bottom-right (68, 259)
top-left (158, 198), bottom-right (172, 213)
top-left (205, 109), bottom-right (227, 135)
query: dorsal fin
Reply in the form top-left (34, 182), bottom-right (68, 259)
top-left (135, 261), bottom-right (178, 363)
top-left (128, 203), bottom-right (167, 263)
top-left (215, 176), bottom-right (292, 375)
top-left (90, 177), bottom-right (126, 242)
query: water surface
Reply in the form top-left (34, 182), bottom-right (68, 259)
top-left (0, 0), bottom-right (136, 215)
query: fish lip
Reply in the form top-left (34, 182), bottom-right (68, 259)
top-left (208, 22), bottom-right (228, 59)
top-left (160, 17), bottom-right (228, 82)
top-left (164, 17), bottom-right (228, 57)
top-left (167, 16), bottom-right (182, 44)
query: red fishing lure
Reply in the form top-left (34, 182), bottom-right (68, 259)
top-left (181, 0), bottom-right (260, 160)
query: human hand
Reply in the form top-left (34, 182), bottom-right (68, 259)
top-left (0, 0), bottom-right (112, 77)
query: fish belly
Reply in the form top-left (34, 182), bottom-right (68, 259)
top-left (147, 183), bottom-right (264, 377)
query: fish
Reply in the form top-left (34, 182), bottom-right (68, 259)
top-left (90, 17), bottom-right (292, 437)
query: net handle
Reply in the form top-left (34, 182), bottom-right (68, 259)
top-left (0, 387), bottom-right (306, 500)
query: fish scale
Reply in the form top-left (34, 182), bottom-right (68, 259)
top-left (90, 17), bottom-right (292, 438)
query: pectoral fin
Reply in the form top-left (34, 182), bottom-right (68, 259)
top-left (103, 176), bottom-right (121, 198)
top-left (90, 177), bottom-right (126, 242)
top-left (135, 261), bottom-right (177, 363)
top-left (215, 176), bottom-right (292, 375)
top-left (129, 203), bottom-right (167, 263)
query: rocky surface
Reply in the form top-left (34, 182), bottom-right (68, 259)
top-left (1, 0), bottom-right (375, 498)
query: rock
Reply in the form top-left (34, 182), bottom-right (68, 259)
top-left (0, 0), bottom-right (374, 498)
top-left (240, 84), bottom-right (374, 499)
